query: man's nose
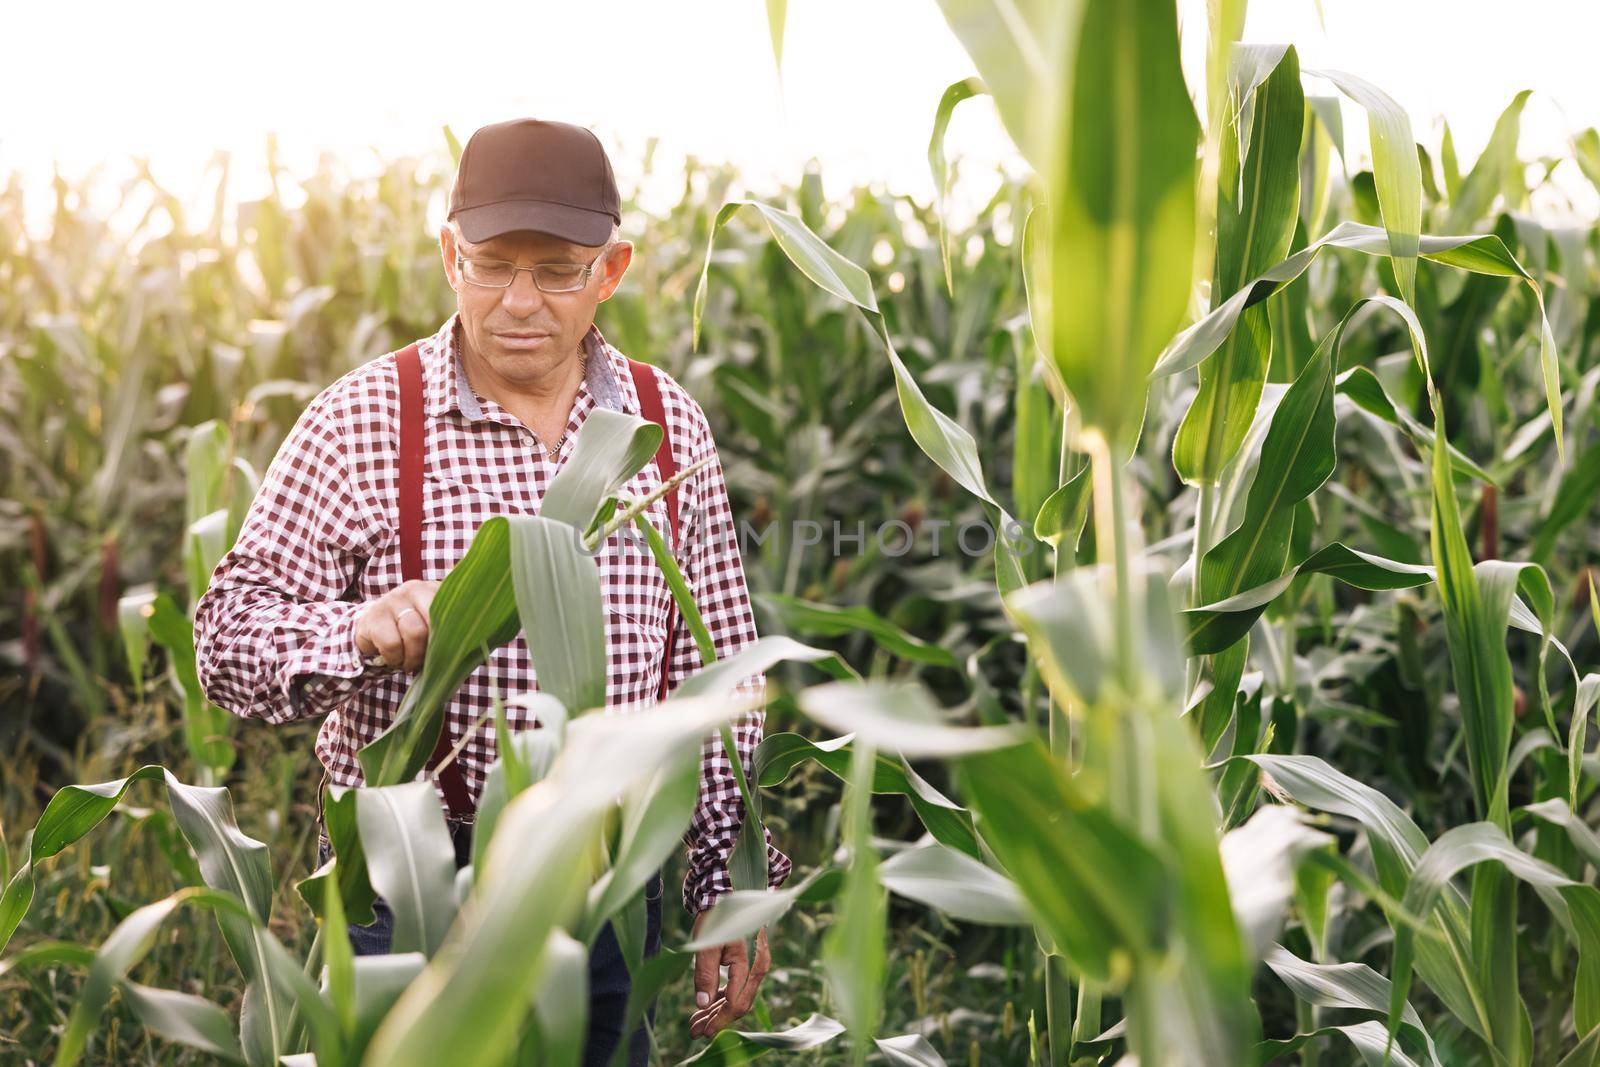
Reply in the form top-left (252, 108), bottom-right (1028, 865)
top-left (500, 269), bottom-right (547, 316)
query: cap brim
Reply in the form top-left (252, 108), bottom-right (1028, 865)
top-left (452, 199), bottom-right (615, 247)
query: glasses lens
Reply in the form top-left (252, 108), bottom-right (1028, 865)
top-left (462, 258), bottom-right (516, 286)
top-left (535, 265), bottom-right (587, 292)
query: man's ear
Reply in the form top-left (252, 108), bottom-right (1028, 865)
top-left (440, 224), bottom-right (460, 291)
top-left (596, 241), bottom-right (633, 302)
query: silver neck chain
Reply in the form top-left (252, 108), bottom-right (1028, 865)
top-left (540, 347), bottom-right (588, 457)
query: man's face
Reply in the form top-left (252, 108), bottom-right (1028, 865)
top-left (441, 225), bottom-right (632, 385)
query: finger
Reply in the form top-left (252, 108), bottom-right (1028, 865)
top-left (371, 613), bottom-right (404, 668)
top-left (730, 931), bottom-right (770, 1017)
top-left (692, 945), bottom-right (720, 1011)
top-left (705, 993), bottom-right (742, 1037)
top-left (689, 995), bottom-right (726, 1038)
top-left (715, 941), bottom-right (752, 1022)
top-left (354, 608), bottom-right (379, 658)
top-left (394, 604), bottom-right (430, 672)
top-left (752, 927), bottom-right (771, 980)
top-left (398, 581), bottom-right (436, 622)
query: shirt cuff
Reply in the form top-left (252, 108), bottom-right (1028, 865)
top-left (278, 601), bottom-right (380, 720)
top-left (684, 831), bottom-right (794, 916)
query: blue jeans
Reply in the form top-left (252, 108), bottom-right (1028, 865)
top-left (316, 823), bottom-right (663, 1067)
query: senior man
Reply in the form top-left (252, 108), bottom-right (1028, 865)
top-left (193, 118), bottom-right (790, 1065)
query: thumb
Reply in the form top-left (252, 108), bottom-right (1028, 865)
top-left (693, 942), bottom-right (720, 1009)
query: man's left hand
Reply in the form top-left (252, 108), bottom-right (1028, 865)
top-left (688, 910), bottom-right (771, 1039)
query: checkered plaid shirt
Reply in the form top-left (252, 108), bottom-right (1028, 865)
top-left (193, 312), bottom-right (791, 914)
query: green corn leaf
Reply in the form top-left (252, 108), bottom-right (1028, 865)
top-left (875, 1033), bottom-right (950, 1066)
top-left (1032, 464), bottom-right (1091, 551)
top-left (676, 1012), bottom-right (847, 1065)
top-left (1174, 44), bottom-right (1303, 484)
top-left (161, 771), bottom-right (306, 1065)
top-left (1185, 541), bottom-right (1434, 655)
top-left (630, 509), bottom-right (766, 892)
top-left (583, 753), bottom-right (699, 945)
top-left (148, 591), bottom-right (235, 776)
top-left (1529, 436), bottom-right (1600, 563)
top-left (299, 783), bottom-right (377, 927)
top-left (0, 940), bottom-right (97, 977)
top-left (539, 407), bottom-right (661, 528)
top-left (1389, 823), bottom-right (1600, 1065)
top-left (1, 764), bottom-right (166, 956)
top-left (1039, 0), bottom-right (1199, 447)
top-left (928, 76), bottom-right (988, 296)
top-left (120, 981), bottom-right (247, 1064)
top-left (1151, 219), bottom-right (1562, 456)
top-left (471, 694), bottom-right (566, 877)
top-left (1447, 91), bottom-right (1532, 233)
top-left (763, 0), bottom-right (787, 76)
top-left (756, 593), bottom-right (959, 669)
top-left (795, 679), bottom-right (1026, 758)
top-left (821, 737), bottom-right (886, 1053)
top-left (1006, 564), bottom-right (1186, 710)
top-left (1525, 798), bottom-right (1600, 872)
top-left (317, 855), bottom-right (356, 1040)
top-left (1242, 757), bottom-right (1485, 1039)
top-left (507, 515), bottom-right (608, 715)
top-left (957, 738), bottom-right (1170, 981)
top-left (1219, 806), bottom-right (1334, 961)
top-left (1568, 678), bottom-right (1600, 811)
top-left (359, 516), bottom-right (521, 788)
top-left (1259, 1020), bottom-right (1426, 1067)
top-left (116, 588), bottom-right (157, 697)
top-left (693, 199), bottom-right (1030, 595)
top-left (349, 954), bottom-right (426, 1059)
top-left (681, 865), bottom-right (839, 952)
top-left (54, 886), bottom-right (255, 1067)
top-left (754, 733), bottom-right (979, 858)
top-left (929, 0), bottom-right (1071, 175)
top-left (1310, 70), bottom-right (1421, 303)
top-left (877, 842), bottom-right (1029, 926)
top-left (1191, 315), bottom-right (1336, 648)
top-left (353, 781), bottom-right (458, 957)
top-left (1012, 321), bottom-right (1066, 562)
top-left (1263, 944), bottom-right (1440, 1067)
top-left (1335, 367), bottom-right (1494, 484)
top-left (528, 930), bottom-right (588, 1067)
top-left (364, 698), bottom-right (737, 1067)
top-left (671, 634), bottom-right (855, 700)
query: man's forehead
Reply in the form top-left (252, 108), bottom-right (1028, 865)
top-left (465, 229), bottom-right (595, 261)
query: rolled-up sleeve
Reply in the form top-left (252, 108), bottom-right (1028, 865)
top-left (666, 398), bottom-right (793, 915)
top-left (193, 391), bottom-right (382, 724)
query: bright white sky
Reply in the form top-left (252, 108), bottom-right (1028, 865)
top-left (5, 0), bottom-right (1598, 236)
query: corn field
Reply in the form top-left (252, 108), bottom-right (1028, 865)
top-left (5, 1), bottom-right (1600, 1064)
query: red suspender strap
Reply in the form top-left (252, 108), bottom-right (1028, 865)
top-left (395, 343), bottom-right (475, 818)
top-left (626, 358), bottom-right (681, 703)
top-left (396, 344), bottom-right (426, 582)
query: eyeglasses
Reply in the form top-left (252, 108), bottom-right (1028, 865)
top-left (455, 247), bottom-right (609, 293)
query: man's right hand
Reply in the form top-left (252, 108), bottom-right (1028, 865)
top-left (355, 580), bottom-right (442, 673)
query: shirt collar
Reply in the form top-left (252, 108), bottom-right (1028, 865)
top-left (420, 311), bottom-right (631, 420)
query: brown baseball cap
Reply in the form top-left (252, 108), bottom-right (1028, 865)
top-left (447, 118), bottom-right (621, 247)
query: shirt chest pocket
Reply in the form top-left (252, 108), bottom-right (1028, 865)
top-left (417, 474), bottom-right (526, 578)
